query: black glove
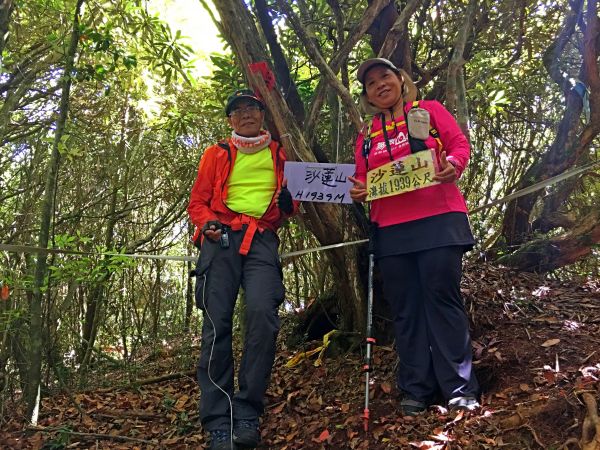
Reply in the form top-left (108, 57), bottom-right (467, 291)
top-left (202, 220), bottom-right (223, 235)
top-left (277, 186), bottom-right (294, 214)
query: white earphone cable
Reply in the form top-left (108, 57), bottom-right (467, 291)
top-left (202, 273), bottom-right (235, 449)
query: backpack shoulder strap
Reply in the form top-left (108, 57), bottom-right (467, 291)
top-left (361, 119), bottom-right (374, 171)
top-left (217, 141), bottom-right (232, 162)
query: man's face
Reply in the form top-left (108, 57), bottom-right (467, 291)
top-left (227, 99), bottom-right (265, 137)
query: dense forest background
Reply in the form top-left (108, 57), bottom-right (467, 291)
top-left (0, 0), bottom-right (599, 446)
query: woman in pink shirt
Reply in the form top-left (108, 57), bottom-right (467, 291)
top-left (349, 58), bottom-right (479, 416)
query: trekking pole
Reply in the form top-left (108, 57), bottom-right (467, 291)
top-left (362, 222), bottom-right (377, 432)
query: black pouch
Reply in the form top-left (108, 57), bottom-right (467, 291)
top-left (194, 256), bottom-right (210, 310)
top-left (193, 242), bottom-right (216, 310)
top-left (267, 232), bottom-right (286, 305)
top-left (408, 135), bottom-right (428, 152)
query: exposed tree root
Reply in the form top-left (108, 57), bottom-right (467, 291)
top-left (502, 423), bottom-right (547, 448)
top-left (134, 369), bottom-right (196, 386)
top-left (92, 369), bottom-right (196, 392)
top-left (501, 394), bottom-right (600, 449)
top-left (580, 392), bottom-right (600, 450)
top-left (27, 426), bottom-right (158, 445)
top-left (499, 403), bottom-right (547, 428)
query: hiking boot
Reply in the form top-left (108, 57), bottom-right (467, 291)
top-left (448, 396), bottom-right (480, 412)
top-left (233, 419), bottom-right (260, 448)
top-left (400, 398), bottom-right (427, 416)
top-left (209, 430), bottom-right (236, 450)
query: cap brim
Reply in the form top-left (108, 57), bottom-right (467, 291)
top-left (357, 58), bottom-right (397, 84)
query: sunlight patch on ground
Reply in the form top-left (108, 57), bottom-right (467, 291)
top-left (562, 320), bottom-right (581, 331)
top-left (532, 285), bottom-right (551, 298)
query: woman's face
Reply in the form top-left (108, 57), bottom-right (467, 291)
top-left (364, 65), bottom-right (404, 110)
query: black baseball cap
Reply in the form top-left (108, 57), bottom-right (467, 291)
top-left (225, 89), bottom-right (265, 116)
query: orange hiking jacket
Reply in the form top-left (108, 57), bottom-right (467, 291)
top-left (188, 138), bottom-right (297, 255)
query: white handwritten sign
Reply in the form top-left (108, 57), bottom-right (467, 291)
top-left (284, 162), bottom-right (355, 204)
top-left (366, 149), bottom-right (439, 201)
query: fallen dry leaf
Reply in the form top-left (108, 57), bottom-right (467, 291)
top-left (541, 338), bottom-right (560, 347)
top-left (318, 428), bottom-right (330, 442)
top-left (380, 381), bottom-right (392, 394)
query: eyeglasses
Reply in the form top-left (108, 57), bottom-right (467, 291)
top-left (229, 105), bottom-right (262, 118)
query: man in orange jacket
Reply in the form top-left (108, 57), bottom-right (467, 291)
top-left (188, 89), bottom-right (297, 450)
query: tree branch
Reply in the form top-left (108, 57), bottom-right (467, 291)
top-left (500, 0), bottom-right (599, 248)
top-left (303, 0), bottom-right (391, 139)
top-left (498, 206), bottom-right (600, 272)
top-left (446, 0), bottom-right (477, 137)
top-left (276, 0), bottom-right (362, 132)
top-left (542, 0), bottom-right (584, 93)
top-left (0, 0), bottom-right (14, 56)
top-left (505, 0), bottom-right (527, 66)
top-left (377, 0), bottom-right (424, 59)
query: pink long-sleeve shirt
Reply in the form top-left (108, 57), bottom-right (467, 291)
top-left (354, 100), bottom-right (470, 227)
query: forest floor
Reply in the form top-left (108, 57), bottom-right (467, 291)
top-left (1, 264), bottom-right (600, 449)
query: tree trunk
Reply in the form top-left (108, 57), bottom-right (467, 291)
top-left (78, 185), bottom-right (119, 369)
top-left (375, 0), bottom-right (423, 70)
top-left (213, 0), bottom-right (368, 332)
top-left (27, 0), bottom-right (84, 422)
top-left (500, 0), bottom-right (600, 248)
top-left (446, 0), bottom-right (477, 138)
top-left (497, 208), bottom-right (600, 272)
top-left (184, 225), bottom-right (194, 333)
top-left (79, 282), bottom-right (106, 371)
top-left (151, 260), bottom-right (162, 338)
top-left (304, 0), bottom-right (390, 141)
top-left (499, 0), bottom-right (600, 269)
top-left (0, 0), bottom-right (13, 57)
top-left (79, 98), bottom-right (132, 370)
top-left (254, 0), bottom-right (305, 124)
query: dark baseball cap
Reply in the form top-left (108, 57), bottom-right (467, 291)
top-left (225, 89), bottom-right (265, 116)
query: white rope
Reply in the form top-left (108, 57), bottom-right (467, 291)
top-left (469, 159), bottom-right (600, 214)
top-left (0, 243), bottom-right (198, 262)
top-left (2, 159), bottom-right (598, 262)
top-left (279, 133), bottom-right (306, 163)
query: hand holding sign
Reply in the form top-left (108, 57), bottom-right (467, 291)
top-left (276, 178), bottom-right (294, 214)
top-left (433, 151), bottom-right (457, 183)
top-left (348, 176), bottom-right (368, 203)
top-left (366, 149), bottom-right (439, 201)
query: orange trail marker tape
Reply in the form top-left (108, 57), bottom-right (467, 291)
top-left (1, 284), bottom-right (9, 301)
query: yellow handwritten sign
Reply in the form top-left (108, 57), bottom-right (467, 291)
top-left (366, 149), bottom-right (439, 201)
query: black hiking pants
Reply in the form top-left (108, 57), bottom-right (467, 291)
top-left (194, 228), bottom-right (285, 432)
top-left (378, 246), bottom-right (479, 403)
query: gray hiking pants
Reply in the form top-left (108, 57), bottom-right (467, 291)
top-left (194, 227), bottom-right (285, 432)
